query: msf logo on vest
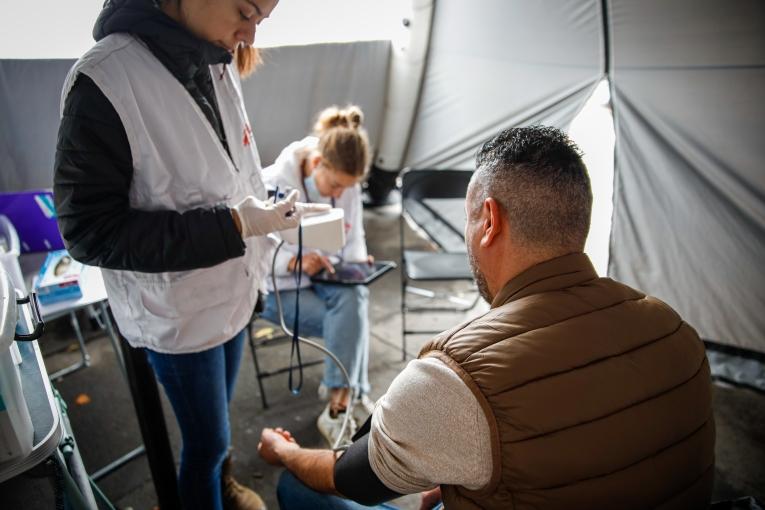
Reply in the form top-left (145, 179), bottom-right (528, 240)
top-left (242, 123), bottom-right (253, 147)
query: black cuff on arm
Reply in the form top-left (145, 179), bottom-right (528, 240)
top-left (214, 205), bottom-right (247, 259)
top-left (333, 433), bottom-right (404, 506)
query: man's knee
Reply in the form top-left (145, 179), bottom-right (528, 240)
top-left (276, 470), bottom-right (294, 500)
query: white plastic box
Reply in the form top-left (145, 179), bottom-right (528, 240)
top-left (0, 267), bottom-right (34, 462)
top-left (281, 208), bottom-right (346, 253)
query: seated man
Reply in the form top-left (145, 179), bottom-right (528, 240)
top-left (258, 126), bottom-right (715, 510)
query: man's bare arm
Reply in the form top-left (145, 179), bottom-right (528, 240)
top-left (281, 446), bottom-right (338, 493)
top-left (258, 427), bottom-right (338, 494)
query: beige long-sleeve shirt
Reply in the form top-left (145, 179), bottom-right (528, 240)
top-left (367, 357), bottom-right (493, 494)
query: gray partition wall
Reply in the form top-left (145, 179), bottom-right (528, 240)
top-left (0, 59), bottom-right (75, 191)
top-left (607, 0), bottom-right (765, 354)
top-left (244, 41), bottom-right (390, 166)
top-left (0, 40), bottom-right (390, 193)
top-left (403, 0), bottom-right (604, 169)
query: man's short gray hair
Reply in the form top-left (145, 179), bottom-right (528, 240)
top-left (473, 126), bottom-right (593, 253)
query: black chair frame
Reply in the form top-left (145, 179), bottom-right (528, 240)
top-left (246, 319), bottom-right (324, 409)
top-left (398, 168), bottom-right (479, 360)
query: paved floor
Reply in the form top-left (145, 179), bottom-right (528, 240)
top-left (1, 204), bottom-right (763, 509)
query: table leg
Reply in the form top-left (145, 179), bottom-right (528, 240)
top-left (49, 311), bottom-right (91, 380)
top-left (85, 303), bottom-right (147, 482)
top-left (121, 335), bottom-right (181, 510)
top-left (99, 302), bottom-right (126, 382)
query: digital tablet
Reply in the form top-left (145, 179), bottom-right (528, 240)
top-left (310, 260), bottom-right (396, 286)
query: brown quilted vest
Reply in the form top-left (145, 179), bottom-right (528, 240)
top-left (419, 253), bottom-right (715, 510)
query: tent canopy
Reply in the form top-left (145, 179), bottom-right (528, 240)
top-left (0, 0), bottom-right (762, 355)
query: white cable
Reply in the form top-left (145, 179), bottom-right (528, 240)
top-left (270, 240), bottom-right (356, 450)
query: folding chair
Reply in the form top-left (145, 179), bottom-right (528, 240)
top-left (246, 317), bottom-right (324, 409)
top-left (398, 169), bottom-right (479, 360)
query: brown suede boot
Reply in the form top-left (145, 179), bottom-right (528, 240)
top-left (221, 452), bottom-right (267, 510)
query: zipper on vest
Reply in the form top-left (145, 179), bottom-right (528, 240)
top-left (215, 63), bottom-right (240, 174)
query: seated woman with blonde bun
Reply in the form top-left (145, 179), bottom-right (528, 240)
top-left (262, 105), bottom-right (374, 446)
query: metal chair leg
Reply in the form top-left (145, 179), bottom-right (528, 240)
top-left (401, 281), bottom-right (408, 362)
top-left (247, 323), bottom-right (269, 409)
top-left (400, 212), bottom-right (408, 362)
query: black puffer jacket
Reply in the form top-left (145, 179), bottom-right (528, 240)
top-left (54, 0), bottom-right (245, 272)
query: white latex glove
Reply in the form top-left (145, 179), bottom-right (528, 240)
top-left (232, 189), bottom-right (330, 238)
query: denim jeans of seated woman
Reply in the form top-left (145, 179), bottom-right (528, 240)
top-left (145, 330), bottom-right (245, 510)
top-left (277, 471), bottom-right (444, 510)
top-left (262, 283), bottom-right (371, 396)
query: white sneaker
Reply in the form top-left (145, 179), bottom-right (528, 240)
top-left (317, 383), bottom-right (329, 401)
top-left (351, 394), bottom-right (376, 425)
top-left (317, 403), bottom-right (357, 447)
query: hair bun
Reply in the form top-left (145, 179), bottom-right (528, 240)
top-left (314, 105), bottom-right (364, 134)
top-left (345, 106), bottom-right (363, 129)
top-left (314, 106), bottom-right (343, 133)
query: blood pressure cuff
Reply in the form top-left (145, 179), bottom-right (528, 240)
top-left (334, 417), bottom-right (404, 505)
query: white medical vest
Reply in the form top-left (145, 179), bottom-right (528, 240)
top-left (61, 33), bottom-right (272, 353)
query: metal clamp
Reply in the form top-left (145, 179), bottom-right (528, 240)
top-left (15, 293), bottom-right (45, 341)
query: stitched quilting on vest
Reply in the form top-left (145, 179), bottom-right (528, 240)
top-left (420, 254), bottom-right (715, 510)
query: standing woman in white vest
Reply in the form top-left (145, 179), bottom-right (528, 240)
top-left (53, 1), bottom-right (325, 509)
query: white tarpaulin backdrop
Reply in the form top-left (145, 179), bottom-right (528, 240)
top-left (607, 0), bottom-right (765, 353)
top-left (403, 0), bottom-right (604, 169)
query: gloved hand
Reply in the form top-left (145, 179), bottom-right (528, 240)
top-left (232, 190), bottom-right (330, 238)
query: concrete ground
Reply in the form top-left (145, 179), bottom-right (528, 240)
top-left (1, 204), bottom-right (763, 509)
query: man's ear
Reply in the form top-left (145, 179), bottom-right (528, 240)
top-left (480, 197), bottom-right (503, 248)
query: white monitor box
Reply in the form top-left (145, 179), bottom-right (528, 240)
top-left (280, 208), bottom-right (345, 253)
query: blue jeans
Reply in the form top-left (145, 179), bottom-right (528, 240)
top-left (145, 330), bottom-right (246, 510)
top-left (262, 283), bottom-right (370, 394)
top-left (278, 471), bottom-right (420, 510)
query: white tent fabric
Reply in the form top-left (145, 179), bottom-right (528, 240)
top-left (0, 40), bottom-right (389, 192)
top-left (403, 0), bottom-right (604, 169)
top-left (607, 0), bottom-right (765, 354)
top-left (1, 3), bottom-right (762, 358)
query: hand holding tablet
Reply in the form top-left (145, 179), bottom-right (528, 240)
top-left (310, 260), bottom-right (396, 285)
